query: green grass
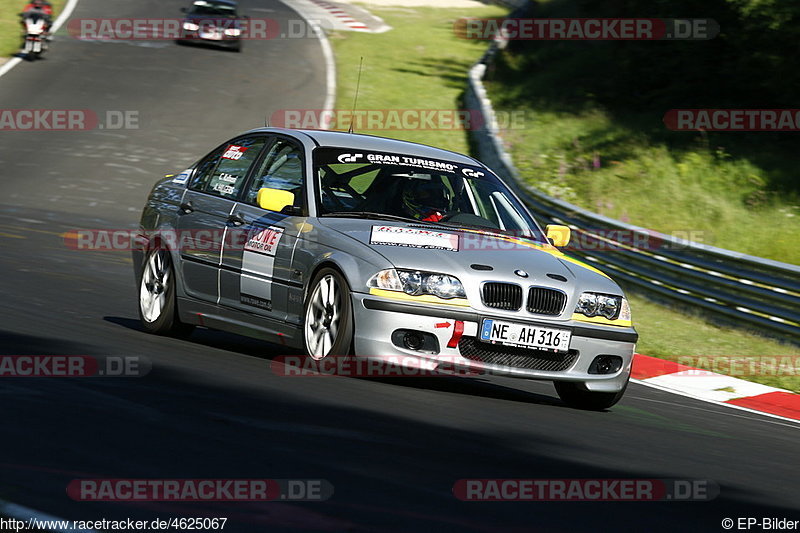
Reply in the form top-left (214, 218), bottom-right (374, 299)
top-left (331, 4), bottom-right (506, 154)
top-left (331, 6), bottom-right (800, 393)
top-left (486, 101), bottom-right (800, 263)
top-left (1, 0), bottom-right (66, 58)
top-left (480, 0), bottom-right (800, 265)
top-left (630, 294), bottom-right (799, 392)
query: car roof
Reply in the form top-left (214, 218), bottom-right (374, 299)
top-left (193, 0), bottom-right (237, 7)
top-left (244, 128), bottom-right (482, 166)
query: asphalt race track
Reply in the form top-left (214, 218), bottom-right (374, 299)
top-left (0, 1), bottom-right (798, 531)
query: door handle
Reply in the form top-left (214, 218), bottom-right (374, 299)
top-left (179, 201), bottom-right (193, 214)
top-left (228, 213), bottom-right (246, 226)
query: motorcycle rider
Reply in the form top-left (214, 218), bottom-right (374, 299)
top-left (22, 0), bottom-right (53, 15)
top-left (21, 0), bottom-right (53, 37)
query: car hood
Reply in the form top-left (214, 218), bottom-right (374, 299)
top-left (183, 14), bottom-right (239, 23)
top-left (318, 218), bottom-right (622, 293)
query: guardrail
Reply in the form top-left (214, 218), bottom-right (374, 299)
top-left (464, 37), bottom-right (800, 343)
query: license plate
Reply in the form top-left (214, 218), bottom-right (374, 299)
top-left (201, 31), bottom-right (222, 40)
top-left (480, 319), bottom-right (571, 352)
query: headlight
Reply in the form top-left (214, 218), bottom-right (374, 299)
top-left (183, 22), bottom-right (200, 31)
top-left (424, 273), bottom-right (465, 299)
top-left (575, 292), bottom-right (630, 321)
top-left (369, 269), bottom-right (466, 299)
top-left (224, 28), bottom-right (241, 36)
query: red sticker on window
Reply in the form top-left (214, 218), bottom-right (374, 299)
top-left (222, 145), bottom-right (248, 160)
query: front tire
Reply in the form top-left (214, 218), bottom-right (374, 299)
top-left (554, 378), bottom-right (628, 411)
top-left (303, 268), bottom-right (353, 360)
top-left (138, 247), bottom-right (194, 336)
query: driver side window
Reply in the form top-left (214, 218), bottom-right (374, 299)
top-left (188, 136), bottom-right (266, 200)
top-left (245, 139), bottom-right (305, 211)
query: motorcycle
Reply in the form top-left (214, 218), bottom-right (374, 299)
top-left (21, 12), bottom-right (49, 60)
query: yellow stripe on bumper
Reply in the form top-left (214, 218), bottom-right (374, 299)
top-left (571, 313), bottom-right (632, 328)
top-left (368, 288), bottom-right (470, 307)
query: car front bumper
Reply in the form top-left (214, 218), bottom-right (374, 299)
top-left (177, 31), bottom-right (240, 46)
top-left (352, 292), bottom-right (637, 392)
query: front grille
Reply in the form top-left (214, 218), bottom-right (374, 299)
top-left (458, 337), bottom-right (578, 371)
top-left (482, 282), bottom-right (523, 310)
top-left (527, 287), bottom-right (567, 316)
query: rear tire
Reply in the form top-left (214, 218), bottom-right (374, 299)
top-left (303, 268), bottom-right (353, 360)
top-left (555, 378), bottom-right (628, 411)
top-left (138, 247), bottom-right (194, 337)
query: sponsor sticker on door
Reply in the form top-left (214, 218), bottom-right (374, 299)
top-left (244, 226), bottom-right (284, 256)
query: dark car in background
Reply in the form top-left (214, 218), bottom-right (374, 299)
top-left (177, 0), bottom-right (244, 52)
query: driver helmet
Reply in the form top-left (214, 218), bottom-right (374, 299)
top-left (401, 177), bottom-right (451, 220)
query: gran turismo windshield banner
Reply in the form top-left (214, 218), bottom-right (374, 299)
top-left (314, 147), bottom-right (489, 178)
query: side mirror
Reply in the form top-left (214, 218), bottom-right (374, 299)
top-left (545, 224), bottom-right (571, 247)
top-left (180, 7), bottom-right (187, 13)
top-left (257, 188), bottom-right (295, 213)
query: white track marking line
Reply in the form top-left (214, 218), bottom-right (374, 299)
top-left (0, 57), bottom-right (22, 78)
top-left (279, 0), bottom-right (336, 124)
top-left (629, 391), bottom-right (800, 430)
top-left (50, 0), bottom-right (81, 34)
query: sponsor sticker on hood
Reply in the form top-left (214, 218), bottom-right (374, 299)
top-left (370, 225), bottom-right (459, 251)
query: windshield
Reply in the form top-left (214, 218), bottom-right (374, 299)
top-left (313, 147), bottom-right (546, 241)
top-left (189, 1), bottom-right (237, 16)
